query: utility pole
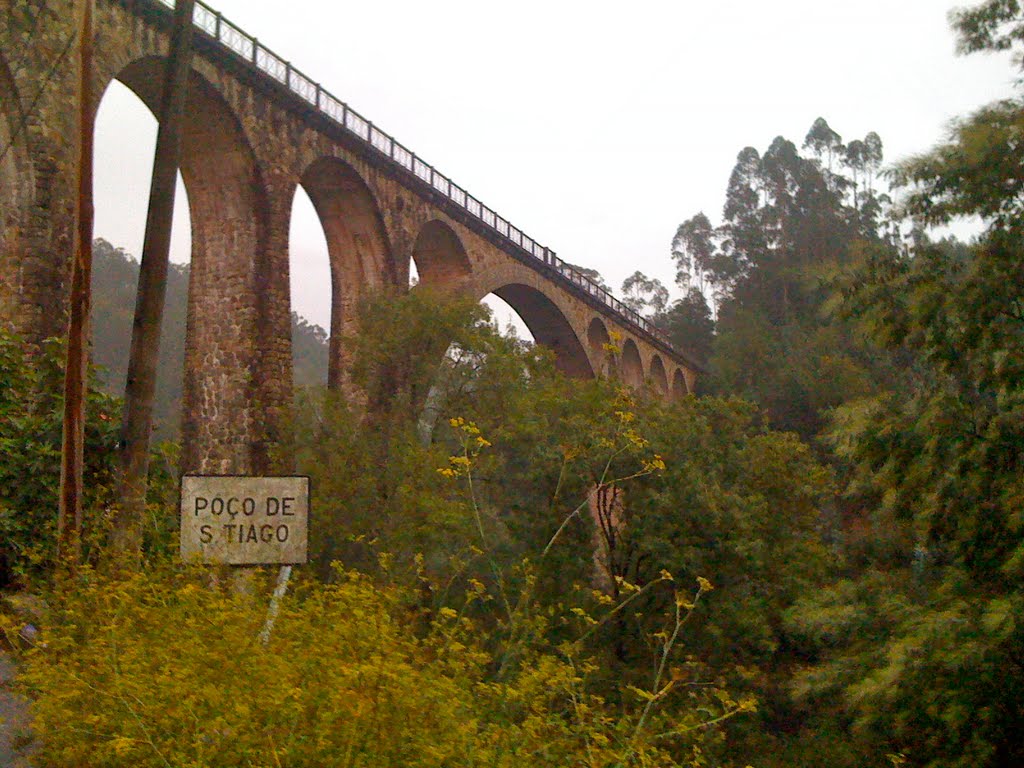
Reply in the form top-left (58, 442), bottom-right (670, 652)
top-left (110, 0), bottom-right (196, 563)
top-left (58, 0), bottom-right (95, 568)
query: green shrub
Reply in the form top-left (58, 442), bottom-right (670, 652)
top-left (0, 330), bottom-right (121, 584)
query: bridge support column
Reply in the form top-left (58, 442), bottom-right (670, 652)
top-left (179, 163), bottom-right (275, 476)
top-left (252, 174), bottom-right (297, 473)
top-left (0, 16), bottom-right (79, 347)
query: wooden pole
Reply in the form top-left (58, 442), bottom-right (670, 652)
top-left (110, 0), bottom-right (196, 563)
top-left (58, 0), bottom-right (95, 568)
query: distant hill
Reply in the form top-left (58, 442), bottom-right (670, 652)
top-left (90, 238), bottom-right (328, 440)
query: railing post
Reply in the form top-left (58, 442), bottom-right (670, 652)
top-left (285, 62), bottom-right (291, 88)
top-left (251, 37), bottom-right (258, 65)
top-left (315, 83), bottom-right (321, 110)
top-left (214, 10), bottom-right (221, 39)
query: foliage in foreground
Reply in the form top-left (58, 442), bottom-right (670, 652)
top-left (782, 186), bottom-right (1024, 768)
top-left (777, 5), bottom-right (1024, 763)
top-left (3, 284), bottom-right (829, 766)
top-left (9, 561), bottom-right (745, 768)
top-left (283, 289), bottom-right (831, 765)
top-left (0, 330), bottom-right (121, 586)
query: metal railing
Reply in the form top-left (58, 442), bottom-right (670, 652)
top-left (149, 0), bottom-right (677, 353)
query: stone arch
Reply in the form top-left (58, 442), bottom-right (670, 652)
top-left (488, 283), bottom-right (594, 379)
top-left (620, 339), bottom-right (643, 389)
top-left (111, 56), bottom-right (269, 473)
top-left (411, 219), bottom-right (472, 289)
top-left (587, 317), bottom-right (611, 376)
top-left (0, 51), bottom-right (35, 335)
top-left (672, 368), bottom-right (688, 400)
top-left (297, 156), bottom-right (394, 389)
top-left (649, 355), bottom-right (669, 396)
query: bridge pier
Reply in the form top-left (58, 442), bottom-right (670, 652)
top-left (252, 174), bottom-right (297, 473)
top-left (175, 82), bottom-right (268, 475)
top-left (0, 16), bottom-right (79, 347)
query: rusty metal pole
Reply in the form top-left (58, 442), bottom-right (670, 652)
top-left (110, 0), bottom-right (196, 563)
top-left (57, 0), bottom-right (95, 568)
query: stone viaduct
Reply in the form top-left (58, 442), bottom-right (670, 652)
top-left (0, 0), bottom-right (703, 474)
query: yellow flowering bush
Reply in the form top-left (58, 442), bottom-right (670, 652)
top-left (16, 565), bottom-right (479, 766)
top-left (12, 562), bottom-right (739, 767)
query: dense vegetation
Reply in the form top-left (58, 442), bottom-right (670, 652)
top-left (2, 298), bottom-right (791, 766)
top-left (1, 1), bottom-right (1022, 765)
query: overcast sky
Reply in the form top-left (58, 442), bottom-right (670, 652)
top-left (93, 0), bottom-right (1017, 333)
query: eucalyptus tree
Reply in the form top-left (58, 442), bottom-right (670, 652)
top-left (621, 271), bottom-right (669, 316)
top-left (803, 116), bottom-right (844, 176)
top-left (671, 212), bottom-right (717, 297)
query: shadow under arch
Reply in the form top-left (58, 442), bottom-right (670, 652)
top-left (411, 219), bottom-right (472, 289)
top-left (111, 56), bottom-right (269, 473)
top-left (620, 339), bottom-right (643, 389)
top-left (488, 283), bottom-right (594, 379)
top-left (297, 156), bottom-right (394, 390)
top-left (0, 51), bottom-right (35, 335)
top-left (672, 368), bottom-right (688, 400)
top-left (587, 317), bottom-right (611, 377)
top-left (649, 355), bottom-right (668, 396)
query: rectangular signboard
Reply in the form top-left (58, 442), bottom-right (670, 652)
top-left (180, 475), bottom-right (309, 565)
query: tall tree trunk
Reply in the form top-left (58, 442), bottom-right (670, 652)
top-left (58, 0), bottom-right (95, 569)
top-left (110, 0), bottom-right (196, 564)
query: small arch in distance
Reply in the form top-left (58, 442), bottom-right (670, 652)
top-left (672, 368), bottom-right (688, 400)
top-left (587, 317), bottom-right (611, 376)
top-left (620, 339), bottom-right (643, 389)
top-left (649, 355), bottom-right (668, 396)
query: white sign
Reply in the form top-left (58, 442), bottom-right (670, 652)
top-left (180, 475), bottom-right (309, 565)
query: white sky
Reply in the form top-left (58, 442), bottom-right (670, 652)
top-left (93, 0), bottom-right (1017, 334)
